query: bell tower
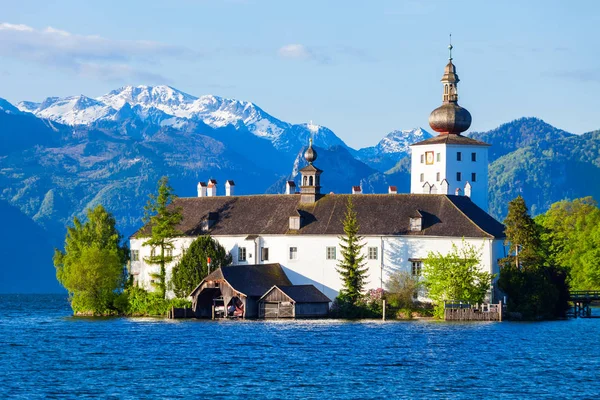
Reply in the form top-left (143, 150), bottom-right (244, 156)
top-left (299, 139), bottom-right (322, 204)
top-left (410, 38), bottom-right (490, 212)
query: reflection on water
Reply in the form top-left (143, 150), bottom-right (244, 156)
top-left (1, 295), bottom-right (599, 399)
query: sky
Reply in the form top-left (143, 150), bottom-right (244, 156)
top-left (1, 0), bottom-right (599, 148)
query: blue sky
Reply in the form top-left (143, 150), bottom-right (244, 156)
top-left (1, 0), bottom-right (598, 148)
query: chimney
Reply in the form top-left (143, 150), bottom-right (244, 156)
top-left (464, 181), bottom-right (472, 198)
top-left (455, 188), bottom-right (462, 196)
top-left (197, 182), bottom-right (207, 197)
top-left (225, 180), bottom-right (235, 196)
top-left (352, 186), bottom-right (362, 195)
top-left (207, 179), bottom-right (217, 197)
top-left (388, 186), bottom-right (397, 194)
top-left (440, 179), bottom-right (449, 195)
top-left (286, 181), bottom-right (296, 195)
top-left (422, 182), bottom-right (431, 194)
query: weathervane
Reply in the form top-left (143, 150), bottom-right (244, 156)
top-left (448, 33), bottom-right (453, 61)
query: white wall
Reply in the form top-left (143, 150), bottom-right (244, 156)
top-left (130, 234), bottom-right (505, 302)
top-left (410, 143), bottom-right (489, 211)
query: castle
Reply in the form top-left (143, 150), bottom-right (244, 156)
top-left (129, 44), bottom-right (505, 303)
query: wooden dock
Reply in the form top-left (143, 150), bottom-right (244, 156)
top-left (444, 302), bottom-right (504, 321)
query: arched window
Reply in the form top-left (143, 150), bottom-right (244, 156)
top-left (303, 176), bottom-right (307, 186)
top-left (309, 176), bottom-right (313, 186)
top-left (444, 85), bottom-right (449, 94)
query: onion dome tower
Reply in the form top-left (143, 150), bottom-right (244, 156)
top-left (410, 37), bottom-right (490, 212)
top-left (299, 138), bottom-right (322, 203)
top-left (428, 39), bottom-right (472, 135)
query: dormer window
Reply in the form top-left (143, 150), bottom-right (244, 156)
top-left (289, 216), bottom-right (301, 230)
top-left (410, 217), bottom-right (422, 232)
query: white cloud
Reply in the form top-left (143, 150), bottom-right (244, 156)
top-left (0, 22), bottom-right (194, 82)
top-left (278, 44), bottom-right (313, 60)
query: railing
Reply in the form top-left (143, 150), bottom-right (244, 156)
top-left (444, 301), bottom-right (504, 321)
top-left (569, 291), bottom-right (600, 300)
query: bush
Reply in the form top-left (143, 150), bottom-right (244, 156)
top-left (124, 286), bottom-right (191, 316)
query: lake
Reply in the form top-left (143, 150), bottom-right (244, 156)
top-left (1, 295), bottom-right (599, 399)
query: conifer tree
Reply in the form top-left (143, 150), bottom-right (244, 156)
top-left (503, 195), bottom-right (542, 268)
top-left (336, 197), bottom-right (368, 305)
top-left (143, 176), bottom-right (183, 299)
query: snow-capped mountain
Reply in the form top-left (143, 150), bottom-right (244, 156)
top-left (355, 128), bottom-right (433, 172)
top-left (16, 85), bottom-right (346, 154)
top-left (375, 128), bottom-right (432, 154)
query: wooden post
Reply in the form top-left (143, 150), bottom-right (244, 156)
top-left (211, 304), bottom-right (215, 320)
top-left (382, 300), bottom-right (386, 321)
top-left (498, 301), bottom-right (503, 322)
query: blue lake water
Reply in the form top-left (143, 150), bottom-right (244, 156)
top-left (1, 295), bottom-right (600, 399)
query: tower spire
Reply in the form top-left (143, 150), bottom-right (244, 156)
top-left (428, 39), bottom-right (472, 135)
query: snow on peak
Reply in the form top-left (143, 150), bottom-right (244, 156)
top-left (31, 95), bottom-right (115, 125)
top-left (376, 127), bottom-right (432, 154)
top-left (98, 85), bottom-right (198, 112)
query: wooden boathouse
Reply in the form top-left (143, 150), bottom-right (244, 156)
top-left (258, 285), bottom-right (331, 318)
top-left (189, 263), bottom-right (330, 319)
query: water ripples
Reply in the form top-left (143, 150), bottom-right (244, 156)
top-left (1, 295), bottom-right (600, 399)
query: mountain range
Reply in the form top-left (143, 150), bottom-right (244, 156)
top-left (0, 85), bottom-right (598, 293)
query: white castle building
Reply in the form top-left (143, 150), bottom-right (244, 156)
top-left (129, 45), bottom-right (506, 302)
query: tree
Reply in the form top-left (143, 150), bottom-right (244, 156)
top-left (385, 270), bottom-right (420, 309)
top-left (336, 197), bottom-right (368, 305)
top-left (422, 240), bottom-right (493, 318)
top-left (171, 236), bottom-right (232, 298)
top-left (54, 205), bottom-right (129, 315)
top-left (498, 196), bottom-right (569, 319)
top-left (503, 195), bottom-right (542, 267)
top-left (143, 176), bottom-right (183, 299)
top-left (537, 197), bottom-right (600, 290)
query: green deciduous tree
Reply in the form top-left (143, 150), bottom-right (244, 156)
top-left (54, 205), bottom-right (129, 315)
top-left (171, 236), bottom-right (232, 298)
top-left (498, 196), bottom-right (569, 319)
top-left (336, 197), bottom-right (368, 306)
top-left (537, 197), bottom-right (600, 290)
top-left (385, 270), bottom-right (420, 309)
top-left (422, 240), bottom-right (493, 318)
top-left (143, 176), bottom-right (183, 299)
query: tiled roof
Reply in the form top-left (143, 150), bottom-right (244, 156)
top-left (411, 134), bottom-right (490, 147)
top-left (276, 285), bottom-right (332, 303)
top-left (194, 263), bottom-right (291, 298)
top-left (134, 193), bottom-right (504, 239)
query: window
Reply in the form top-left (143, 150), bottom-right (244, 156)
top-left (471, 152), bottom-right (477, 162)
top-left (457, 152), bottom-right (462, 161)
top-left (368, 247), bottom-right (378, 260)
top-left (420, 173), bottom-right (424, 182)
top-left (165, 248), bottom-right (173, 258)
top-left (261, 247), bottom-right (269, 262)
top-left (409, 217), bottom-right (422, 231)
top-left (420, 154), bottom-right (424, 164)
top-left (326, 247), bottom-right (336, 260)
top-left (411, 261), bottom-right (422, 277)
top-left (471, 173), bottom-right (477, 182)
top-left (131, 250), bottom-right (139, 261)
top-left (456, 172), bottom-right (462, 181)
top-left (289, 247), bottom-right (298, 260)
top-left (238, 247), bottom-right (247, 262)
top-left (436, 153), bottom-right (441, 162)
top-left (436, 172), bottom-right (440, 182)
top-left (151, 247), bottom-right (156, 258)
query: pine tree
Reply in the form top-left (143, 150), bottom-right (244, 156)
top-left (336, 197), bottom-right (368, 305)
top-left (143, 176), bottom-right (183, 299)
top-left (503, 195), bottom-right (542, 268)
